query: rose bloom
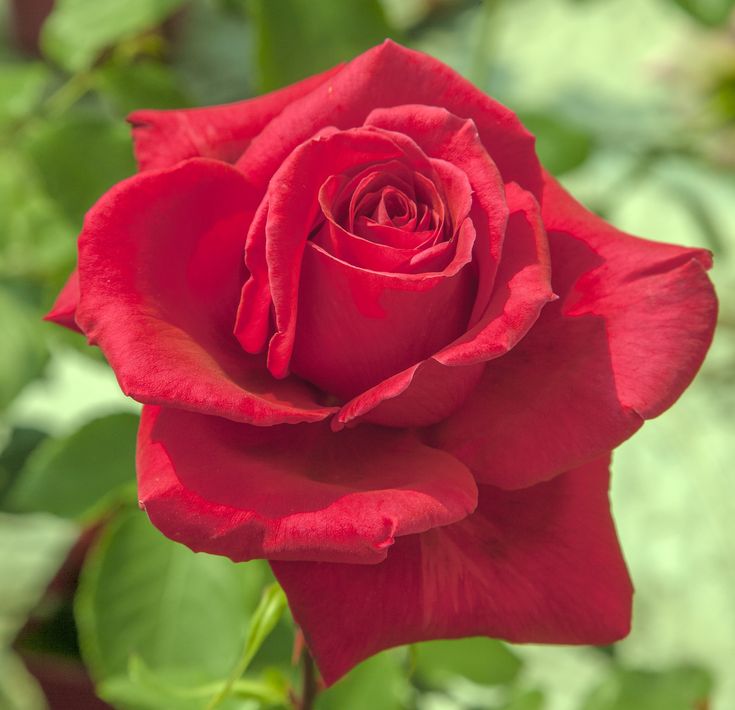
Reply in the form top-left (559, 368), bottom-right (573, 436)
top-left (47, 41), bottom-right (716, 683)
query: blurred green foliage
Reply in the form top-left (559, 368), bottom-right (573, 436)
top-left (412, 637), bottom-right (522, 688)
top-left (0, 287), bottom-right (48, 409)
top-left (0, 0), bottom-right (733, 708)
top-left (0, 513), bottom-right (78, 709)
top-left (250, 0), bottom-right (394, 91)
top-left (23, 113), bottom-right (136, 225)
top-left (672, 0), bottom-right (735, 26)
top-left (581, 666), bottom-right (712, 710)
top-left (41, 0), bottom-right (187, 72)
top-left (6, 413), bottom-right (139, 520)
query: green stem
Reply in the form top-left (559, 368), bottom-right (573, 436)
top-left (206, 584), bottom-right (286, 710)
top-left (43, 71), bottom-right (93, 117)
top-left (206, 645), bottom-right (256, 710)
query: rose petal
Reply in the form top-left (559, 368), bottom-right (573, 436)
top-left (128, 65), bottom-right (341, 171)
top-left (340, 161), bottom-right (418, 230)
top-left (314, 158), bottom-right (471, 274)
top-left (272, 455), bottom-right (632, 685)
top-left (235, 127), bottom-right (445, 380)
top-left (542, 174), bottom-right (717, 419)
top-left (364, 104), bottom-right (509, 324)
top-left (333, 358), bottom-right (486, 430)
top-left (435, 182), bottom-right (554, 366)
top-left (292, 220), bottom-right (477, 400)
top-left (236, 40), bottom-right (541, 199)
top-left (334, 182), bottom-right (552, 428)
top-left (74, 158), bottom-right (335, 426)
top-left (137, 404), bottom-right (478, 563)
top-left (430, 173), bottom-right (717, 489)
top-left (312, 217), bottom-right (448, 274)
top-left (44, 269), bottom-right (82, 332)
top-left (235, 127), bottom-right (406, 363)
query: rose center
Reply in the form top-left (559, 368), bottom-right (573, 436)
top-left (316, 162), bottom-right (449, 254)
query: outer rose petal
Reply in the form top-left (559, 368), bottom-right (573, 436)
top-left (44, 269), bottom-right (81, 332)
top-left (128, 66), bottom-right (341, 171)
top-left (137, 405), bottom-right (478, 563)
top-left (236, 40), bottom-right (541, 199)
top-left (430, 173), bottom-right (717, 489)
top-left (74, 158), bottom-right (335, 426)
top-left (272, 455), bottom-right (632, 685)
top-left (542, 174), bottom-right (717, 419)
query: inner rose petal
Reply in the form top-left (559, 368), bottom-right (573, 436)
top-left (331, 163), bottom-right (445, 249)
top-left (290, 218), bottom-right (478, 399)
top-left (345, 163), bottom-right (417, 230)
top-left (357, 173), bottom-right (446, 246)
top-left (314, 154), bottom-right (472, 275)
top-left (236, 123), bottom-right (488, 392)
top-left (376, 188), bottom-right (412, 225)
top-left (345, 159), bottom-right (469, 269)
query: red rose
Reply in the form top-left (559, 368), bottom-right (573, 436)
top-left (47, 41), bottom-right (716, 683)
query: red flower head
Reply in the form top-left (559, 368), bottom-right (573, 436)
top-left (47, 41), bottom-right (717, 684)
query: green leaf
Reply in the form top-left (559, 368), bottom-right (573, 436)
top-left (670, 0), bottom-right (735, 26)
top-left (315, 650), bottom-right (409, 710)
top-left (0, 512), bottom-right (79, 645)
top-left (0, 513), bottom-right (77, 710)
top-left (518, 111), bottom-right (594, 176)
top-left (100, 655), bottom-right (287, 710)
top-left (22, 111), bottom-right (136, 227)
top-left (0, 148), bottom-right (75, 281)
top-left (41, 0), bottom-right (187, 73)
top-left (501, 688), bottom-right (545, 710)
top-left (0, 287), bottom-right (48, 412)
top-left (75, 508), bottom-right (270, 683)
top-left (171, 0), bottom-right (255, 106)
top-left (0, 63), bottom-right (50, 129)
top-left (250, 0), bottom-right (395, 91)
top-left (413, 637), bottom-right (522, 687)
top-left (95, 60), bottom-right (192, 114)
top-left (7, 413), bottom-right (139, 521)
top-left (581, 666), bottom-right (712, 710)
top-left (0, 428), bottom-right (47, 505)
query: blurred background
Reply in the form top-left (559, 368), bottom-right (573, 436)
top-left (0, 0), bottom-right (733, 708)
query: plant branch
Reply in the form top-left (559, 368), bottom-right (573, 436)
top-left (299, 650), bottom-right (318, 710)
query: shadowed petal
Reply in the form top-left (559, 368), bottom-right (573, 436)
top-left (334, 182), bottom-right (552, 429)
top-left (430, 173), bottom-right (717, 489)
top-left (74, 158), bottom-right (335, 425)
top-left (273, 455), bottom-right (632, 684)
top-left (137, 405), bottom-right (478, 563)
